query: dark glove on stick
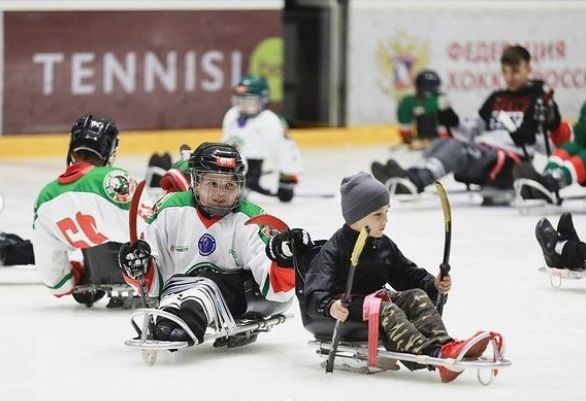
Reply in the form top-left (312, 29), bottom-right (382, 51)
top-left (118, 240), bottom-right (152, 279)
top-left (266, 228), bottom-right (311, 267)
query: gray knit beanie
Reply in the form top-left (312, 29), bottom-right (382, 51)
top-left (340, 171), bottom-right (390, 224)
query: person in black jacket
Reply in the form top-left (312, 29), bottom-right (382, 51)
top-left (374, 45), bottom-right (562, 195)
top-left (304, 172), bottom-right (490, 382)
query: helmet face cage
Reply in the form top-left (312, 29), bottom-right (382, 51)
top-left (68, 114), bottom-right (119, 166)
top-left (188, 143), bottom-right (246, 216)
top-left (191, 170), bottom-right (245, 217)
top-left (232, 75), bottom-right (269, 117)
top-left (232, 93), bottom-right (265, 116)
top-left (415, 70), bottom-right (441, 97)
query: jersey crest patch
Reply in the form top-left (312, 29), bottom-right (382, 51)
top-left (198, 233), bottom-right (216, 256)
top-left (104, 171), bottom-right (134, 204)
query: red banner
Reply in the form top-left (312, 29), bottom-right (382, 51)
top-left (3, 11), bottom-right (282, 134)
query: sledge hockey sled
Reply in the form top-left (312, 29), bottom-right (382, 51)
top-left (538, 266), bottom-right (586, 288)
top-left (125, 276), bottom-right (292, 366)
top-left (296, 241), bottom-right (511, 385)
top-left (512, 178), bottom-right (586, 214)
top-left (74, 242), bottom-right (144, 308)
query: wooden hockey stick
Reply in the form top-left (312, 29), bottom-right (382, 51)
top-left (325, 225), bottom-right (370, 373)
top-left (128, 180), bottom-right (152, 320)
top-left (434, 181), bottom-right (451, 316)
top-left (129, 180), bottom-right (146, 245)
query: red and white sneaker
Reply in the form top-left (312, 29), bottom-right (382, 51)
top-left (437, 331), bottom-right (491, 383)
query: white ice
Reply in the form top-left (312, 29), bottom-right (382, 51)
top-left (1, 147), bottom-right (585, 401)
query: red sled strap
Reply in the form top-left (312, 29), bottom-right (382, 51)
top-left (362, 289), bottom-right (389, 367)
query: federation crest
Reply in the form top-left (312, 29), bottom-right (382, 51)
top-left (103, 170), bottom-right (135, 204)
top-left (376, 31), bottom-right (431, 101)
top-left (198, 233), bottom-right (217, 256)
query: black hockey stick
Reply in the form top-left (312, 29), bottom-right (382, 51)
top-left (434, 181), bottom-right (451, 316)
top-left (535, 91), bottom-right (562, 205)
top-left (325, 225), bottom-right (370, 373)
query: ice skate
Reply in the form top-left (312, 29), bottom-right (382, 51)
top-left (535, 218), bottom-right (563, 268)
top-left (437, 331), bottom-right (491, 383)
top-left (557, 212), bottom-right (580, 241)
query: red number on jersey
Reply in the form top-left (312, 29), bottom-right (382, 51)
top-left (56, 212), bottom-right (108, 249)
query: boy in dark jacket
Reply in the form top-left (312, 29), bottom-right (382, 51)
top-left (304, 171), bottom-right (490, 382)
top-left (374, 45), bottom-right (562, 194)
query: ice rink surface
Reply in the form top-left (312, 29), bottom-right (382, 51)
top-left (1, 146), bottom-right (586, 401)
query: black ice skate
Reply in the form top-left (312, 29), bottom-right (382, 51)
top-left (535, 218), bottom-right (563, 268)
top-left (383, 160), bottom-right (422, 195)
top-left (371, 161), bottom-right (392, 185)
top-left (557, 212), bottom-right (580, 241)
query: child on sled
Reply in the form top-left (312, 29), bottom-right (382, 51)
top-left (304, 171), bottom-right (498, 382)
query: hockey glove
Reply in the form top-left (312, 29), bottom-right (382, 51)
top-left (160, 167), bottom-right (190, 193)
top-left (118, 240), bottom-right (152, 279)
top-left (266, 228), bottom-right (311, 267)
top-left (277, 174), bottom-right (298, 203)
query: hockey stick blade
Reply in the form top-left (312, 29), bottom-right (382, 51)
top-left (245, 214), bottom-right (290, 233)
top-left (434, 181), bottom-right (451, 316)
top-left (245, 213), bottom-right (305, 289)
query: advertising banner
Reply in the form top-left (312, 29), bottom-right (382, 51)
top-left (3, 11), bottom-right (282, 134)
top-left (348, 6), bottom-right (586, 124)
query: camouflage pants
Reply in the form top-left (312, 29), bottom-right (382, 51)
top-left (380, 288), bottom-right (451, 362)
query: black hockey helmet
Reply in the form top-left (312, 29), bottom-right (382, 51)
top-left (188, 142), bottom-right (245, 216)
top-left (67, 114), bottom-right (119, 166)
top-left (415, 70), bottom-right (441, 96)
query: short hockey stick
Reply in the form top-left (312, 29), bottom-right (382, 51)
top-left (128, 181), bottom-right (152, 319)
top-left (434, 181), bottom-right (451, 316)
top-left (325, 225), bottom-right (370, 373)
top-left (536, 91), bottom-right (562, 205)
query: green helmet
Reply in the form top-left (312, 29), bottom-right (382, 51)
top-left (232, 75), bottom-right (269, 116)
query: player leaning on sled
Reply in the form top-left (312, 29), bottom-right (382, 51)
top-left (372, 45), bottom-right (565, 196)
top-left (304, 172), bottom-right (502, 382)
top-left (118, 143), bottom-right (301, 345)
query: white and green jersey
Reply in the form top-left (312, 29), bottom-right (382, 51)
top-left (139, 192), bottom-right (295, 303)
top-left (221, 107), bottom-right (302, 176)
top-left (32, 163), bottom-right (139, 297)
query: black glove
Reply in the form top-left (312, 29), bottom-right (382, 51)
top-left (118, 240), bottom-right (152, 279)
top-left (277, 175), bottom-right (298, 202)
top-left (266, 228), bottom-right (311, 267)
top-left (72, 289), bottom-right (106, 307)
top-left (510, 125), bottom-right (534, 147)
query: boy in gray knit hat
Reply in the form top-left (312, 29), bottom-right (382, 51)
top-left (304, 171), bottom-right (492, 383)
